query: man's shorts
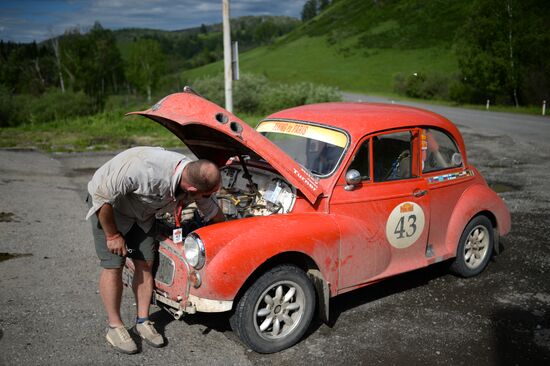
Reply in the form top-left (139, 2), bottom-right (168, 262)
top-left (87, 196), bottom-right (156, 269)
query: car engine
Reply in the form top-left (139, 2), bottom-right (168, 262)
top-left (156, 160), bottom-right (297, 235)
top-left (217, 163), bottom-right (296, 219)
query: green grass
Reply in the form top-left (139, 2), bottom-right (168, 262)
top-left (454, 103), bottom-right (546, 116)
top-left (2, 97), bottom-right (543, 153)
top-left (180, 0), bottom-right (469, 97)
top-left (384, 93), bottom-right (549, 116)
top-left (295, 0), bottom-right (472, 47)
top-left (184, 36), bottom-right (458, 95)
top-left (0, 110), bottom-right (262, 152)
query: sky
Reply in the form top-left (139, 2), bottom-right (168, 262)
top-left (0, 0), bottom-right (306, 43)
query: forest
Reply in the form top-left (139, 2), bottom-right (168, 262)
top-left (0, 16), bottom-right (300, 126)
top-left (1, 0), bottom-right (549, 129)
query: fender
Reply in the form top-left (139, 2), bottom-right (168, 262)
top-left (444, 183), bottom-right (511, 256)
top-left (190, 213), bottom-right (341, 301)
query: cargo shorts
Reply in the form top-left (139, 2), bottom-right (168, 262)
top-left (87, 195), bottom-right (157, 269)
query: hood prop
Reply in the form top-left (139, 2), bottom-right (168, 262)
top-left (239, 155), bottom-right (259, 196)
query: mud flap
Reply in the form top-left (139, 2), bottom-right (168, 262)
top-left (307, 269), bottom-right (330, 324)
top-left (493, 228), bottom-right (500, 255)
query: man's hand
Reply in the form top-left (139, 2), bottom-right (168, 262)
top-left (209, 207), bottom-right (226, 224)
top-left (106, 232), bottom-right (127, 257)
top-left (97, 203), bottom-right (127, 256)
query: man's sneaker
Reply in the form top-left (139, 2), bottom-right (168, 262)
top-left (133, 320), bottom-right (164, 348)
top-left (106, 326), bottom-right (138, 354)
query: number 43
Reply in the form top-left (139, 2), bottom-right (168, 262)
top-left (394, 214), bottom-right (417, 239)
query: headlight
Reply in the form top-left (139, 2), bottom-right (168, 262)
top-left (183, 233), bottom-right (205, 269)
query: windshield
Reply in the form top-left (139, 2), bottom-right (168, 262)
top-left (257, 121), bottom-right (347, 176)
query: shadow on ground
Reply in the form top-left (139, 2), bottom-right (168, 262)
top-left (493, 308), bottom-right (550, 365)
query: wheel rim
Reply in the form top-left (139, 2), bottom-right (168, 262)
top-left (463, 225), bottom-right (490, 269)
top-left (253, 280), bottom-right (305, 341)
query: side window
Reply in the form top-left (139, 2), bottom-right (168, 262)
top-left (422, 128), bottom-right (462, 173)
top-left (348, 139), bottom-right (370, 180)
top-left (373, 131), bottom-right (414, 182)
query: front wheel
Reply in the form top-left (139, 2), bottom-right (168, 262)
top-left (450, 215), bottom-right (494, 277)
top-left (229, 265), bottom-right (316, 353)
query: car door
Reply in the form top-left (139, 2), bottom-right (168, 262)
top-left (420, 127), bottom-right (474, 260)
top-left (330, 128), bottom-right (431, 292)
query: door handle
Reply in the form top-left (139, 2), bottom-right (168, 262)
top-left (413, 189), bottom-right (428, 197)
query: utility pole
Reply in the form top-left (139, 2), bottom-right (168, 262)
top-left (223, 0), bottom-right (233, 112)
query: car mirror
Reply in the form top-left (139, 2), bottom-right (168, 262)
top-left (452, 152), bottom-right (463, 166)
top-left (344, 169), bottom-right (362, 191)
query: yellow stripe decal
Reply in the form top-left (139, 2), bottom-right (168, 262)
top-left (257, 121), bottom-right (347, 148)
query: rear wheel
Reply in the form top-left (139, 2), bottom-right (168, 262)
top-left (450, 215), bottom-right (494, 277)
top-left (229, 265), bottom-right (315, 353)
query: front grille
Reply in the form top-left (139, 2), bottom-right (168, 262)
top-left (155, 251), bottom-right (175, 285)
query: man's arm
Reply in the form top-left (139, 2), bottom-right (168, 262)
top-left (97, 203), bottom-right (127, 256)
top-left (208, 206), bottom-right (226, 224)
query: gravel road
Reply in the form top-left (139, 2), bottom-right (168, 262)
top-left (1, 102), bottom-right (549, 365)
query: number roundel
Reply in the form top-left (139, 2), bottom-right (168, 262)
top-left (385, 202), bottom-right (425, 249)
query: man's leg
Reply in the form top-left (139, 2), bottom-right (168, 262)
top-left (99, 267), bottom-right (124, 327)
top-left (132, 259), bottom-right (154, 319)
top-left (88, 196), bottom-right (137, 354)
top-left (126, 224), bottom-right (164, 347)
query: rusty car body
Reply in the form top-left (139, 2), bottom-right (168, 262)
top-left (123, 90), bottom-right (511, 353)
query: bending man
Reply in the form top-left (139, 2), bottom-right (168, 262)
top-left (86, 146), bottom-right (224, 354)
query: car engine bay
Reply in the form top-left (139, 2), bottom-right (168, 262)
top-left (217, 161), bottom-right (296, 219)
top-left (156, 157), bottom-right (297, 235)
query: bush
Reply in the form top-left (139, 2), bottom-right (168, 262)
top-left (26, 89), bottom-right (96, 123)
top-left (0, 84), bottom-right (17, 127)
top-left (393, 73), bottom-right (407, 96)
top-left (190, 75), bottom-right (225, 106)
top-left (393, 72), bottom-right (451, 100)
top-left (233, 74), bottom-right (268, 114)
top-left (1, 89), bottom-right (97, 127)
top-left (190, 73), bottom-right (341, 115)
top-left (421, 73), bottom-right (450, 100)
top-left (104, 94), bottom-right (150, 112)
top-left (449, 79), bottom-right (475, 104)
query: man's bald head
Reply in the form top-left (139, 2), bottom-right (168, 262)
top-left (181, 159), bottom-right (221, 194)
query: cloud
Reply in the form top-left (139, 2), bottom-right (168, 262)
top-left (0, 0), bottom-right (306, 43)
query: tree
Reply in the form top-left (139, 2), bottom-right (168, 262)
top-left (51, 37), bottom-right (65, 93)
top-left (319, 0), bottom-right (331, 12)
top-left (125, 39), bottom-right (165, 101)
top-left (301, 0), bottom-right (319, 21)
top-left (58, 22), bottom-right (124, 107)
top-left (88, 22), bottom-right (124, 97)
top-left (456, 0), bottom-right (550, 105)
top-left (0, 41), bottom-right (57, 94)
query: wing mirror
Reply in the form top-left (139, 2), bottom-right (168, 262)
top-left (344, 169), bottom-right (362, 191)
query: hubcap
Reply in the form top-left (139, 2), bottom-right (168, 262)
top-left (253, 280), bottom-right (305, 340)
top-left (463, 225), bottom-right (490, 269)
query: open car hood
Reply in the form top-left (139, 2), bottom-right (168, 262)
top-left (127, 91), bottom-right (322, 203)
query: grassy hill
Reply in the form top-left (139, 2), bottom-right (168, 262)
top-left (114, 16), bottom-right (299, 75)
top-left (183, 0), bottom-right (473, 95)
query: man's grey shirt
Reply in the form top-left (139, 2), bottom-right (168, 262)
top-left (86, 146), bottom-right (218, 234)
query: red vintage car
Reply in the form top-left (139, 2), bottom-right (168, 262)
top-left (123, 89), bottom-right (511, 353)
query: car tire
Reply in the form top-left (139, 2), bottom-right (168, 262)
top-left (450, 215), bottom-right (494, 278)
top-left (229, 264), bottom-right (316, 353)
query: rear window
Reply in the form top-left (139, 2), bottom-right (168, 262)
top-left (422, 128), bottom-right (462, 173)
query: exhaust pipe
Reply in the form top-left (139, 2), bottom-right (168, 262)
top-left (164, 306), bottom-right (185, 320)
top-left (173, 309), bottom-right (185, 320)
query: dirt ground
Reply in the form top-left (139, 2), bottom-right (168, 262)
top-left (1, 112), bottom-right (549, 365)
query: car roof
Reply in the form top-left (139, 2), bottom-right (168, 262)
top-left (265, 102), bottom-right (462, 142)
